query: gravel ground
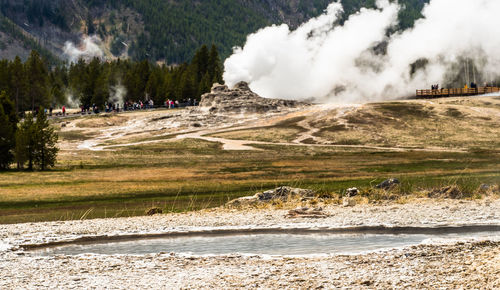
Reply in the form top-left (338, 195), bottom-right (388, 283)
top-left (1, 198), bottom-right (499, 289)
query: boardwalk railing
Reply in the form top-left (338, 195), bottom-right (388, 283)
top-left (416, 87), bottom-right (500, 98)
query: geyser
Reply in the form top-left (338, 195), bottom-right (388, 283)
top-left (224, 0), bottom-right (500, 103)
top-left (63, 35), bottom-right (104, 63)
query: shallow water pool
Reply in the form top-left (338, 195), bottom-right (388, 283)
top-left (31, 227), bottom-right (500, 256)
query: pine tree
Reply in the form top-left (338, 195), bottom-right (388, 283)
top-left (208, 45), bottom-right (223, 84)
top-left (0, 104), bottom-right (14, 170)
top-left (0, 91), bottom-right (17, 169)
top-left (145, 69), bottom-right (160, 102)
top-left (9, 56), bottom-right (25, 114)
top-left (25, 50), bottom-right (49, 111)
top-left (179, 69), bottom-right (196, 100)
top-left (0, 91), bottom-right (17, 130)
top-left (33, 109), bottom-right (58, 170)
top-left (198, 72), bottom-right (211, 96)
top-left (191, 45), bottom-right (209, 84)
top-left (15, 113), bottom-right (35, 170)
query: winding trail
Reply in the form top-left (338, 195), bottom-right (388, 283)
top-left (63, 104), bottom-right (468, 153)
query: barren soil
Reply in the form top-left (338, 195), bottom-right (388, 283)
top-left (1, 198), bottom-right (499, 288)
top-left (56, 96), bottom-right (500, 152)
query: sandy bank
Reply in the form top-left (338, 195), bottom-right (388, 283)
top-left (1, 198), bottom-right (499, 288)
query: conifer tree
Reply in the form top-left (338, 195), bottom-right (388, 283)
top-left (191, 45), bottom-right (209, 83)
top-left (0, 90), bottom-right (18, 168)
top-left (179, 69), bottom-right (196, 100)
top-left (25, 50), bottom-right (49, 111)
top-left (208, 45), bottom-right (223, 84)
top-left (15, 113), bottom-right (35, 170)
top-left (198, 72), bottom-right (212, 96)
top-left (0, 91), bottom-right (17, 130)
top-left (33, 109), bottom-right (58, 170)
top-left (9, 56), bottom-right (25, 114)
top-left (0, 104), bottom-right (14, 170)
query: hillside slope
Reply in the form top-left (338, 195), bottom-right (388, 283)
top-left (0, 0), bottom-right (428, 64)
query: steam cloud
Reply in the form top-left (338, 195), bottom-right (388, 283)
top-left (224, 0), bottom-right (500, 103)
top-left (63, 35), bottom-right (105, 63)
top-left (108, 84), bottom-right (126, 106)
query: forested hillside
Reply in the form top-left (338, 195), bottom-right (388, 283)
top-left (0, 0), bottom-right (429, 64)
top-left (0, 45), bottom-right (223, 114)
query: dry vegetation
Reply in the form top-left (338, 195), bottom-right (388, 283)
top-left (315, 99), bottom-right (500, 149)
top-left (211, 97), bottom-right (500, 151)
top-left (0, 97), bottom-right (498, 223)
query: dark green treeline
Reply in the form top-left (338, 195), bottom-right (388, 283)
top-left (0, 97), bottom-right (58, 171)
top-left (0, 44), bottom-right (223, 113)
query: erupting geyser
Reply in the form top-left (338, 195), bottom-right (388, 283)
top-left (224, 0), bottom-right (500, 103)
top-left (63, 35), bottom-right (105, 63)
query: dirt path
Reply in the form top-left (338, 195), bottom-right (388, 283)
top-left (60, 103), bottom-right (473, 153)
top-left (292, 104), bottom-right (361, 144)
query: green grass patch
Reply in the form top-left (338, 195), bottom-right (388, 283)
top-left (1, 136), bottom-right (499, 224)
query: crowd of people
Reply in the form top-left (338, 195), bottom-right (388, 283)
top-left (48, 98), bottom-right (201, 117)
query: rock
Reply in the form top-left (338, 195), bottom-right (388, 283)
top-left (376, 178), bottom-right (400, 190)
top-left (428, 186), bottom-right (463, 199)
top-left (226, 186), bottom-right (315, 207)
top-left (346, 187), bottom-right (359, 197)
top-left (199, 82), bottom-right (307, 114)
top-left (233, 81), bottom-right (250, 90)
top-left (478, 184), bottom-right (500, 194)
top-left (286, 207), bottom-right (328, 218)
top-left (211, 83), bottom-right (229, 92)
top-left (342, 197), bottom-right (356, 207)
top-left (225, 196), bottom-right (259, 207)
top-left (145, 207), bottom-right (163, 216)
top-left (256, 186), bottom-right (315, 201)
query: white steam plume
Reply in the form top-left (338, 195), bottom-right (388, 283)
top-left (224, 0), bottom-right (500, 103)
top-left (63, 35), bottom-right (104, 63)
top-left (65, 91), bottom-right (80, 108)
top-left (108, 84), bottom-right (126, 106)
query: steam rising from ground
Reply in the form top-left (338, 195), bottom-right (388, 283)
top-left (63, 35), bottom-right (104, 63)
top-left (224, 0), bottom-right (500, 103)
top-left (109, 84), bottom-right (126, 106)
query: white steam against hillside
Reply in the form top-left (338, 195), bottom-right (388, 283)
top-left (224, 0), bottom-right (500, 103)
top-left (63, 35), bottom-right (104, 63)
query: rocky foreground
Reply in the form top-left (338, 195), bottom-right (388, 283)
top-left (1, 198), bottom-right (499, 289)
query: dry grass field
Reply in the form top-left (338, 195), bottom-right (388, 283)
top-left (0, 97), bottom-right (498, 223)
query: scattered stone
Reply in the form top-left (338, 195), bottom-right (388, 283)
top-left (346, 187), bottom-right (359, 197)
top-left (1, 199), bottom-right (500, 289)
top-left (376, 178), bottom-right (400, 190)
top-left (225, 196), bottom-right (259, 207)
top-left (226, 186), bottom-right (315, 207)
top-left (257, 186), bottom-right (315, 201)
top-left (145, 208), bottom-right (163, 216)
top-left (342, 197), bottom-right (356, 207)
top-left (199, 82), bottom-right (308, 114)
top-left (428, 186), bottom-right (463, 199)
top-left (478, 183), bottom-right (499, 194)
top-left (286, 207), bottom-right (328, 218)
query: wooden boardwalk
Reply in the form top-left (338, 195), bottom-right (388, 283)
top-left (416, 87), bottom-right (500, 98)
